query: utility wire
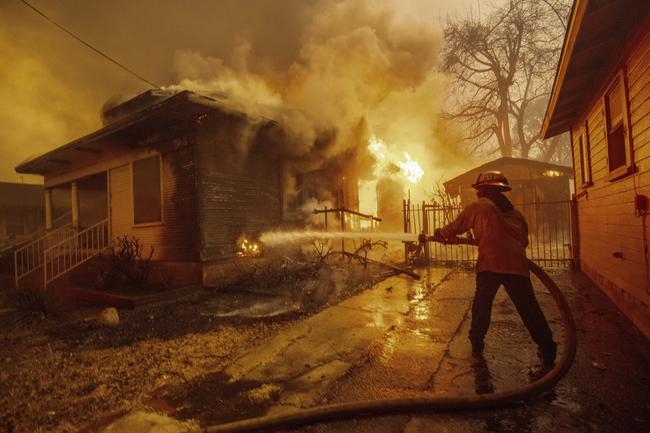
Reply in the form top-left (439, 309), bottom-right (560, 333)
top-left (19, 0), bottom-right (160, 88)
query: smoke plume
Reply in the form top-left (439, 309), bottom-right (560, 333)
top-left (1, 0), bottom-right (470, 192)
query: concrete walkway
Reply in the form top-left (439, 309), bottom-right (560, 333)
top-left (100, 266), bottom-right (650, 433)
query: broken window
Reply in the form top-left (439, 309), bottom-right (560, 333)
top-left (605, 74), bottom-right (631, 174)
top-left (132, 155), bottom-right (162, 224)
top-left (578, 124), bottom-right (592, 186)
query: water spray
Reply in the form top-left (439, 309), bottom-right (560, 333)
top-left (259, 230), bottom-right (418, 245)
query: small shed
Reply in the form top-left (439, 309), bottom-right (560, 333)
top-left (443, 157), bottom-right (573, 207)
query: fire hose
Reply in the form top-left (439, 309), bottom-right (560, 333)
top-left (204, 236), bottom-right (577, 433)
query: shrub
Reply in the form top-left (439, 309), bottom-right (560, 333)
top-left (5, 287), bottom-right (62, 320)
top-left (95, 235), bottom-right (158, 291)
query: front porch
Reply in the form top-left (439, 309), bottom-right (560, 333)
top-left (14, 171), bottom-right (110, 289)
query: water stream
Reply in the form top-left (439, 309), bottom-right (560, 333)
top-left (259, 230), bottom-right (418, 245)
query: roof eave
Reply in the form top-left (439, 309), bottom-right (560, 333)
top-left (14, 90), bottom-right (264, 176)
top-left (541, 0), bottom-right (588, 139)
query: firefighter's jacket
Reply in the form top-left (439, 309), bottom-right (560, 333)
top-left (440, 197), bottom-right (529, 276)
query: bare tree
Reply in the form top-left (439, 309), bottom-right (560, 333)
top-left (442, 0), bottom-right (570, 160)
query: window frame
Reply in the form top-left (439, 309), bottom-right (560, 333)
top-left (131, 154), bottom-right (164, 227)
top-left (604, 69), bottom-right (635, 182)
top-left (578, 121), bottom-right (593, 188)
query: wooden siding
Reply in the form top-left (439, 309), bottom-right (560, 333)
top-left (109, 139), bottom-right (200, 261)
top-left (571, 21), bottom-right (650, 337)
top-left (195, 115), bottom-right (283, 260)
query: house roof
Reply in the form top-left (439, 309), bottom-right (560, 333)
top-left (15, 90), bottom-right (271, 176)
top-left (443, 157), bottom-right (572, 191)
top-left (0, 182), bottom-right (43, 207)
top-left (541, 0), bottom-right (650, 138)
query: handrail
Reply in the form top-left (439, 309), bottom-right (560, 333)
top-left (313, 207), bottom-right (382, 222)
top-left (15, 211), bottom-right (72, 247)
top-left (14, 221), bottom-right (74, 287)
top-left (44, 218), bottom-right (109, 286)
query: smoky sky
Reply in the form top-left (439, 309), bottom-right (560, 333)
top-left (0, 0), bottom-right (317, 182)
top-left (0, 0), bottom-right (476, 183)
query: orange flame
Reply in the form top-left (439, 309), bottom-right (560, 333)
top-left (367, 136), bottom-right (424, 184)
top-left (237, 237), bottom-right (262, 257)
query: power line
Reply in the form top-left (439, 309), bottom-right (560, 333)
top-left (19, 0), bottom-right (160, 88)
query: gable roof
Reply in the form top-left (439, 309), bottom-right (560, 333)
top-left (443, 157), bottom-right (572, 191)
top-left (541, 0), bottom-right (650, 138)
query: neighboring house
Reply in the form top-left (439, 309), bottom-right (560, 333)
top-left (541, 0), bottom-right (650, 338)
top-left (0, 182), bottom-right (44, 245)
top-left (15, 89), bottom-right (351, 288)
top-left (443, 157), bottom-right (573, 207)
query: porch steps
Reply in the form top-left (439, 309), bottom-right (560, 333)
top-left (14, 218), bottom-right (109, 289)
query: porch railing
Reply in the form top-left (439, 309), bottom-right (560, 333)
top-left (313, 207), bottom-right (381, 252)
top-left (13, 221), bottom-right (75, 286)
top-left (44, 219), bottom-right (109, 286)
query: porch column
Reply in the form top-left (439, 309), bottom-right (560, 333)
top-left (44, 188), bottom-right (53, 230)
top-left (71, 181), bottom-right (79, 229)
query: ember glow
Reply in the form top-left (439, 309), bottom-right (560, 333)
top-left (237, 237), bottom-right (261, 258)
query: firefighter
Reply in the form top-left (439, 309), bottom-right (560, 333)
top-left (434, 171), bottom-right (557, 373)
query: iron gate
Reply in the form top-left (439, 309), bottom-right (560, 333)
top-left (403, 199), bottom-right (575, 267)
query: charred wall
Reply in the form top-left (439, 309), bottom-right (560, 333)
top-left (195, 114), bottom-right (283, 261)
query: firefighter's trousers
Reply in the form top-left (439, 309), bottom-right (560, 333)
top-left (469, 271), bottom-right (557, 363)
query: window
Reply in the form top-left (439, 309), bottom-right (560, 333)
top-left (132, 155), bottom-right (162, 224)
top-left (604, 72), bottom-right (632, 177)
top-left (578, 124), bottom-right (592, 186)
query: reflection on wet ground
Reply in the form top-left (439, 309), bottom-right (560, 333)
top-left (139, 266), bottom-right (649, 433)
top-left (471, 355), bottom-right (495, 395)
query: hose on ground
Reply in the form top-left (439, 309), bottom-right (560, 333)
top-left (204, 258), bottom-right (577, 433)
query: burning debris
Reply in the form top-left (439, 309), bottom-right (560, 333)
top-left (236, 236), bottom-right (262, 258)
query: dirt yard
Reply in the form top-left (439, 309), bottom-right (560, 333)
top-left (0, 257), bottom-right (389, 433)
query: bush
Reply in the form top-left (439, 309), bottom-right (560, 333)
top-left (95, 235), bottom-right (160, 291)
top-left (6, 287), bottom-right (62, 319)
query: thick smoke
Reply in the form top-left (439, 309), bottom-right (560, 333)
top-left (169, 0), bottom-right (469, 201)
top-left (0, 0), bottom-right (470, 190)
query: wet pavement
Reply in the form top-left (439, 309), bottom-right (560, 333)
top-left (101, 265), bottom-right (650, 433)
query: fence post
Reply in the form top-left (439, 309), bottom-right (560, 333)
top-left (324, 206), bottom-right (328, 231)
top-left (569, 198), bottom-right (580, 269)
top-left (403, 199), bottom-right (408, 263)
top-left (422, 201), bottom-right (430, 263)
top-left (340, 209), bottom-right (345, 253)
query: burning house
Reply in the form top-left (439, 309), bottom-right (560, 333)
top-left (541, 0), bottom-right (650, 338)
top-left (13, 89), bottom-right (361, 289)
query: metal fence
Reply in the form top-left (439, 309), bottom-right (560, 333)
top-left (403, 199), bottom-right (574, 267)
